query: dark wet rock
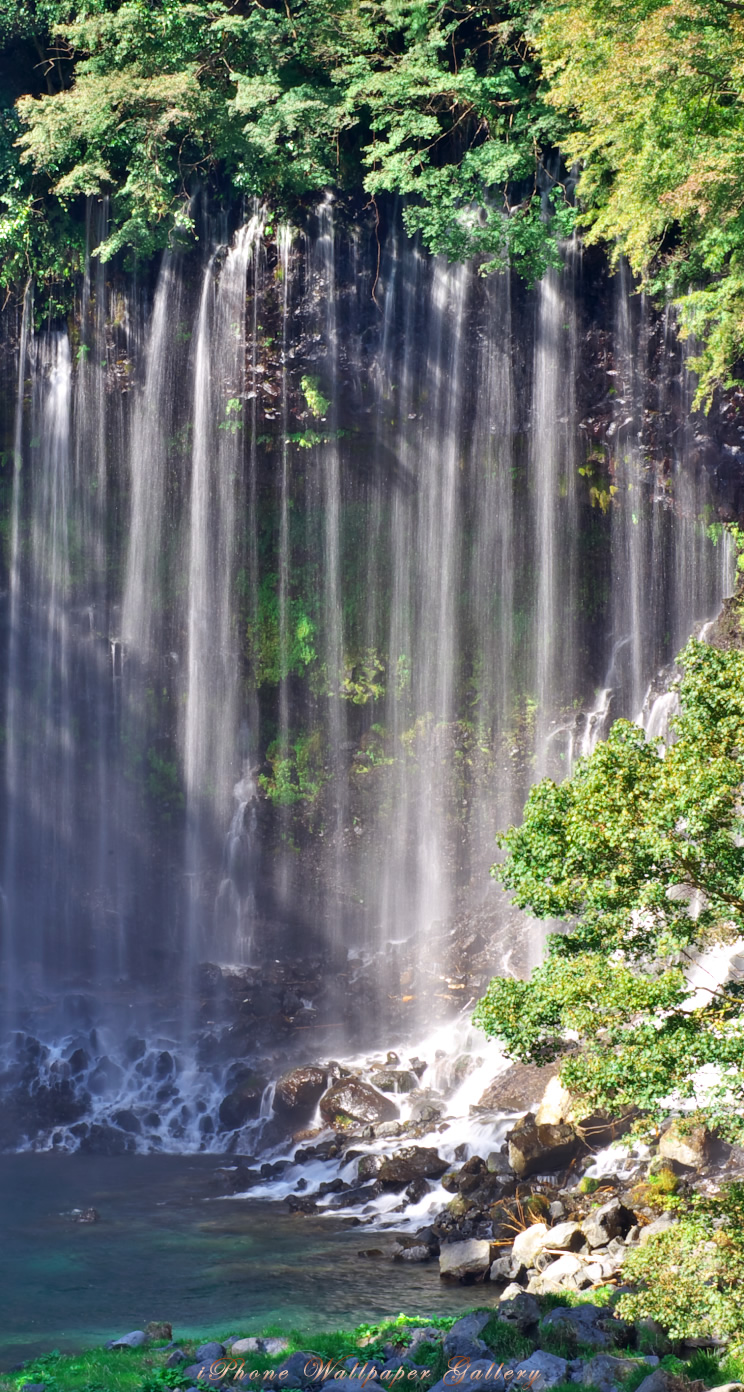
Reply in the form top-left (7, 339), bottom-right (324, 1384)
top-left (166, 1350), bottom-right (189, 1367)
top-left (405, 1176), bottom-right (431, 1203)
top-left (183, 1366), bottom-right (224, 1388)
top-left (580, 1356), bottom-right (649, 1392)
top-left (79, 1123), bottom-right (133, 1156)
top-left (88, 1056), bottom-right (124, 1095)
top-left (273, 1065), bottom-right (328, 1118)
top-left (67, 1047), bottom-right (90, 1075)
top-left (541, 1304), bottom-right (629, 1351)
top-left (513, 1352), bottom-right (569, 1390)
top-left (287, 1195), bottom-right (319, 1213)
top-left (486, 1151), bottom-right (514, 1175)
top-left (196, 1343), bottom-right (225, 1361)
top-left (507, 1113), bottom-right (579, 1178)
top-left (496, 1293), bottom-right (540, 1331)
top-left (428, 1360), bottom-right (509, 1392)
top-left (123, 1037), bottom-right (146, 1063)
top-left (275, 1352), bottom-right (324, 1387)
top-left (155, 1051), bottom-right (175, 1079)
top-left (370, 1068), bottom-right (419, 1094)
top-left (218, 1073), bottom-right (267, 1130)
top-left (198, 962), bottom-right (225, 991)
top-left (356, 1153), bottom-right (381, 1181)
top-left (378, 1146), bottom-right (448, 1186)
top-left (443, 1312), bottom-right (490, 1358)
top-left (582, 1199), bottom-right (636, 1249)
top-left (112, 1109), bottom-right (141, 1134)
top-left (319, 1078), bottom-right (399, 1128)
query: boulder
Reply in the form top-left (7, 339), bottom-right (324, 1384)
top-left (218, 1075), bottom-right (266, 1130)
top-left (512, 1222), bottom-right (550, 1267)
top-left (476, 1061), bottom-right (561, 1112)
top-left (110, 1331), bottom-right (148, 1349)
top-left (507, 1114), bottom-right (579, 1178)
top-left (165, 1351), bottom-right (188, 1367)
top-left (634, 1372), bottom-right (687, 1392)
top-left (357, 1154), bottom-right (382, 1181)
top-left (582, 1199), bottom-right (636, 1249)
top-left (489, 1255), bottom-right (513, 1282)
top-left (581, 1357), bottom-right (647, 1392)
top-left (273, 1066), bottom-right (327, 1119)
top-left (513, 1351), bottom-right (569, 1390)
top-left (230, 1337), bottom-right (289, 1356)
top-left (543, 1221), bottom-right (584, 1252)
top-left (496, 1293), bottom-right (540, 1331)
top-left (319, 1079), bottom-right (399, 1128)
top-left (487, 1151), bottom-right (514, 1175)
top-left (273, 1353), bottom-right (320, 1387)
top-left (500, 1282), bottom-right (527, 1301)
top-left (79, 1124), bottom-right (133, 1156)
top-left (378, 1147), bottom-right (449, 1185)
top-left (529, 1252), bottom-right (584, 1290)
top-left (536, 1077), bottom-right (634, 1147)
top-left (638, 1215), bottom-right (678, 1247)
top-left (370, 1068), bottom-right (419, 1093)
top-left (443, 1312), bottom-right (490, 1358)
top-left (659, 1121), bottom-right (710, 1169)
top-left (540, 1304), bottom-right (628, 1351)
top-left (195, 1343), bottom-right (226, 1361)
top-left (439, 1238), bottom-right (492, 1280)
top-left (428, 1361), bottom-right (505, 1392)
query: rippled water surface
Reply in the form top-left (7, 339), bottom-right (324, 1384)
top-left (0, 1154), bottom-right (481, 1369)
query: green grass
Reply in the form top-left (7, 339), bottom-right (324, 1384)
top-left (2, 1310), bottom-right (739, 1392)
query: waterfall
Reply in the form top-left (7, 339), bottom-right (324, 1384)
top-left (2, 283), bottom-right (32, 1012)
top-left (0, 208), bottom-right (733, 1070)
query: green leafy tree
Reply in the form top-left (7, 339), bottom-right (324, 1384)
top-left (473, 638), bottom-right (744, 1137)
top-left (536, 0), bottom-right (744, 404)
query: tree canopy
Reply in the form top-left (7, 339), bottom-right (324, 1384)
top-left (4, 0), bottom-right (744, 394)
top-left (473, 638), bottom-right (744, 1137)
top-left (0, 0), bottom-right (571, 304)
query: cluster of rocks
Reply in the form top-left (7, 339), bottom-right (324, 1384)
top-left (437, 1193), bottom-right (663, 1293)
top-left (40, 1306), bottom-right (741, 1392)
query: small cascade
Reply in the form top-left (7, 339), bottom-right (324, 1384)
top-left (214, 766), bottom-right (259, 957)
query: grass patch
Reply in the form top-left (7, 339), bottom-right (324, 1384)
top-left (480, 1318), bottom-right (534, 1362)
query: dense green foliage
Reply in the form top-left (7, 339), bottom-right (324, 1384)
top-left (617, 1183), bottom-right (744, 1349)
top-left (4, 0), bottom-right (744, 386)
top-left (537, 0), bottom-right (744, 404)
top-left (0, 0), bottom-right (572, 297)
top-left (473, 638), bottom-right (744, 1135)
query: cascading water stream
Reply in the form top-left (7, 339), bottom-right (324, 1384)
top-left (183, 219), bottom-right (261, 965)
